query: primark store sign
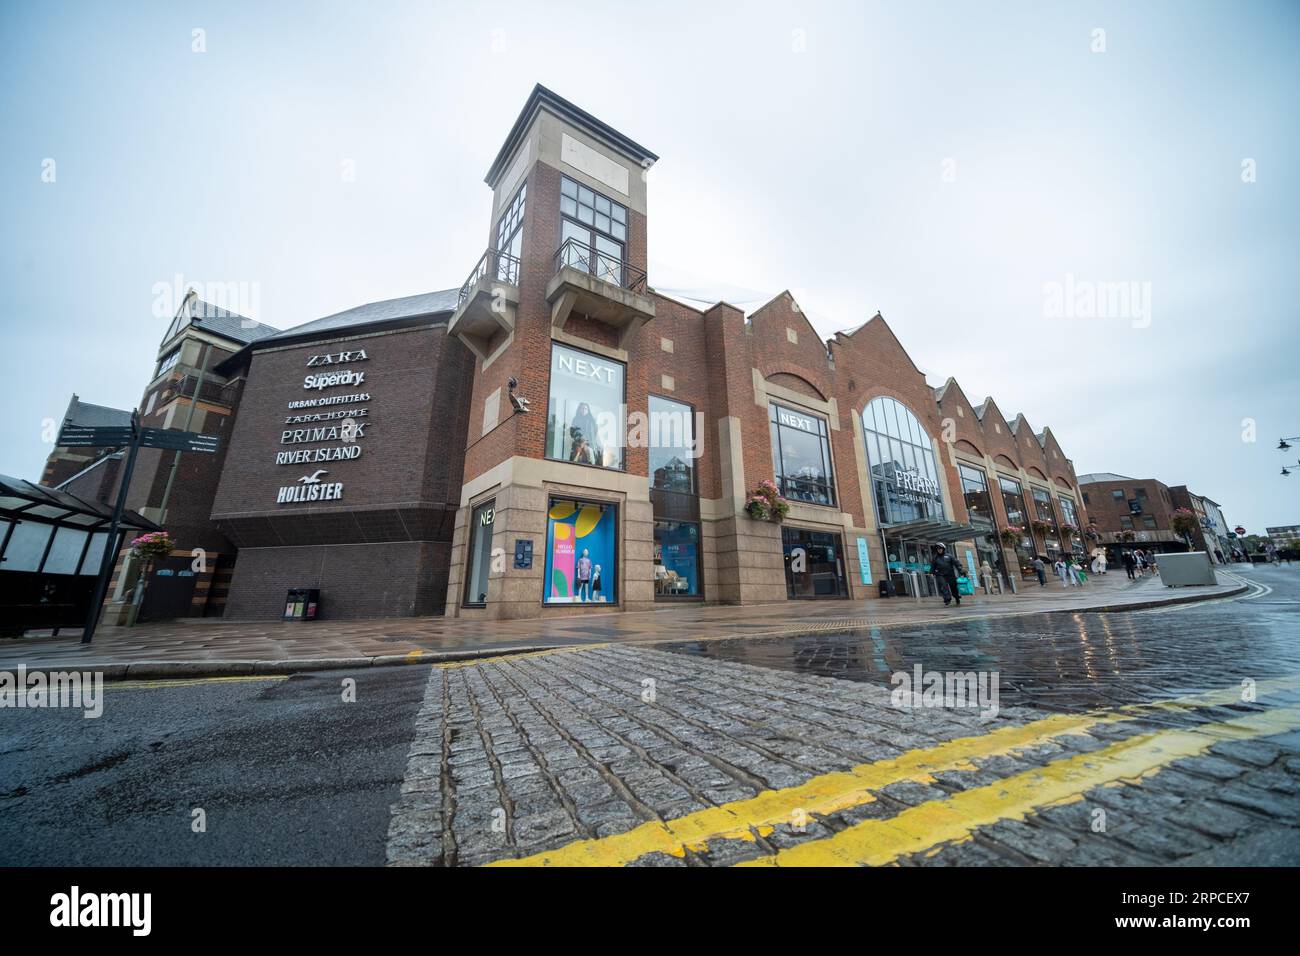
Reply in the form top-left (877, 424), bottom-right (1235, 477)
top-left (274, 350), bottom-right (371, 504)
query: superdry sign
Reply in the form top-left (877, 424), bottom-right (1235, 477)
top-left (304, 369), bottom-right (365, 390)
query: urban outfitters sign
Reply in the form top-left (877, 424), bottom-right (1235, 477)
top-left (275, 351), bottom-right (373, 503)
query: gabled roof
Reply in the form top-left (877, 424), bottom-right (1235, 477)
top-left (256, 289), bottom-right (460, 346)
top-left (63, 394), bottom-right (131, 429)
top-left (163, 291), bottom-right (280, 347)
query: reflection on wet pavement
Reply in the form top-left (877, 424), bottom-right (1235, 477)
top-left (659, 570), bottom-right (1300, 713)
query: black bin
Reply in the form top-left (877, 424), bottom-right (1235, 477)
top-left (878, 579), bottom-right (894, 598)
top-left (283, 588), bottom-right (320, 621)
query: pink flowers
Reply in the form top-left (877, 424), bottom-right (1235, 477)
top-left (130, 531), bottom-right (174, 559)
top-left (745, 480), bottom-right (790, 523)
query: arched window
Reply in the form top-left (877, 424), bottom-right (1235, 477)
top-left (862, 397), bottom-right (946, 525)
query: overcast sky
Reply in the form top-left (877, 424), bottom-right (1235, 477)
top-left (3, 0), bottom-right (1297, 532)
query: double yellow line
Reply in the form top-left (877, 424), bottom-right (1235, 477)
top-left (491, 676), bottom-right (1299, 867)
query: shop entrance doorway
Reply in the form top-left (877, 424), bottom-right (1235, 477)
top-left (782, 527), bottom-right (847, 599)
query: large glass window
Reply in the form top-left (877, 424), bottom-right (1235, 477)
top-left (544, 498), bottom-right (617, 605)
top-left (782, 527), bottom-right (848, 598)
top-left (862, 397), bottom-right (944, 525)
top-left (1058, 495), bottom-right (1079, 527)
top-left (654, 521), bottom-right (699, 597)
top-left (1032, 487), bottom-right (1058, 528)
top-left (155, 347), bottom-right (181, 378)
top-left (495, 183), bottom-right (526, 282)
top-left (559, 176), bottom-right (627, 285)
top-left (999, 476), bottom-right (1027, 528)
top-left (769, 403), bottom-right (836, 506)
top-left (463, 499), bottom-right (496, 607)
top-left (546, 343), bottom-right (625, 470)
top-left (648, 395), bottom-right (696, 493)
top-left (958, 463), bottom-right (993, 526)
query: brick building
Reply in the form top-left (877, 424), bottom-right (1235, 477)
top-left (209, 292), bottom-right (476, 619)
top-left (41, 85), bottom-right (1096, 624)
top-left (1077, 473), bottom-right (1189, 555)
top-left (46, 291), bottom-right (279, 621)
top-left (1168, 485), bottom-right (1232, 559)
top-left (436, 85), bottom-right (1093, 620)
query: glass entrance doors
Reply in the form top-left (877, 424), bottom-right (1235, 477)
top-left (782, 527), bottom-right (848, 599)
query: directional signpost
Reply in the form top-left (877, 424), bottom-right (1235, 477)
top-left (57, 412), bottom-right (221, 643)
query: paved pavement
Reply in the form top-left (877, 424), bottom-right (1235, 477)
top-left (2, 565), bottom-right (1295, 867)
top-left (1, 566), bottom-right (1246, 675)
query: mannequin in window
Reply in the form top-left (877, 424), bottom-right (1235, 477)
top-left (576, 548), bottom-right (592, 601)
top-left (569, 403), bottom-right (599, 464)
top-left (591, 564), bottom-right (602, 602)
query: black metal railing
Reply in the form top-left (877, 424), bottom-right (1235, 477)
top-left (553, 238), bottom-right (647, 295)
top-left (457, 248), bottom-right (522, 308)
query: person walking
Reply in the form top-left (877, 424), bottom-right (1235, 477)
top-left (1032, 555), bottom-right (1047, 586)
top-left (1072, 555), bottom-right (1088, 585)
top-left (1121, 550), bottom-right (1136, 580)
top-left (1054, 556), bottom-right (1072, 586)
top-left (928, 544), bottom-right (962, 607)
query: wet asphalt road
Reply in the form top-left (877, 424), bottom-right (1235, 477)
top-left (661, 565), bottom-right (1300, 713)
top-left (0, 667), bottom-right (428, 866)
top-left (1, 564), bottom-right (1295, 866)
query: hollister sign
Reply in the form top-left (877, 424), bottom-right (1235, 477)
top-left (277, 470), bottom-right (344, 504)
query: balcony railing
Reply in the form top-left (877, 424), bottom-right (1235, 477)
top-left (553, 238), bottom-right (647, 295)
top-left (458, 248), bottom-right (521, 308)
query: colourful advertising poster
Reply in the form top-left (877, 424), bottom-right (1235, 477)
top-left (544, 499), bottom-right (617, 604)
top-left (964, 549), bottom-right (979, 582)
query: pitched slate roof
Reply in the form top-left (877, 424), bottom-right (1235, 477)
top-left (164, 293), bottom-right (280, 346)
top-left (259, 289), bottom-right (460, 345)
top-left (192, 300), bottom-right (281, 345)
top-left (63, 394), bottom-right (132, 428)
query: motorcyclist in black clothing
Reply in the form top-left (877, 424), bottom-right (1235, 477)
top-left (929, 543), bottom-right (962, 607)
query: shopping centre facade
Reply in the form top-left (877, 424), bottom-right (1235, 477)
top-left (45, 85), bottom-right (1095, 622)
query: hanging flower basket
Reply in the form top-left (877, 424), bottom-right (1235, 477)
top-left (999, 526), bottom-right (1023, 545)
top-left (745, 479), bottom-right (789, 523)
top-left (1084, 524), bottom-right (1100, 541)
top-left (1171, 508), bottom-right (1199, 543)
top-left (1030, 520), bottom-right (1054, 536)
top-left (1060, 523), bottom-right (1079, 538)
top-left (130, 531), bottom-right (174, 561)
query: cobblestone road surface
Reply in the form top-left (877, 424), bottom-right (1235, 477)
top-left (387, 567), bottom-right (1300, 866)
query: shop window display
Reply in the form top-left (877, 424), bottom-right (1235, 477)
top-left (544, 498), bottom-right (617, 605)
top-left (653, 520), bottom-right (699, 597)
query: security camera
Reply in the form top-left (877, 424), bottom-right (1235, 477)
top-left (507, 377), bottom-right (530, 413)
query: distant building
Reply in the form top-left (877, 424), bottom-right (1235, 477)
top-left (1267, 525), bottom-right (1300, 549)
top-left (1077, 473), bottom-right (1186, 554)
top-left (44, 290), bottom-right (279, 621)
